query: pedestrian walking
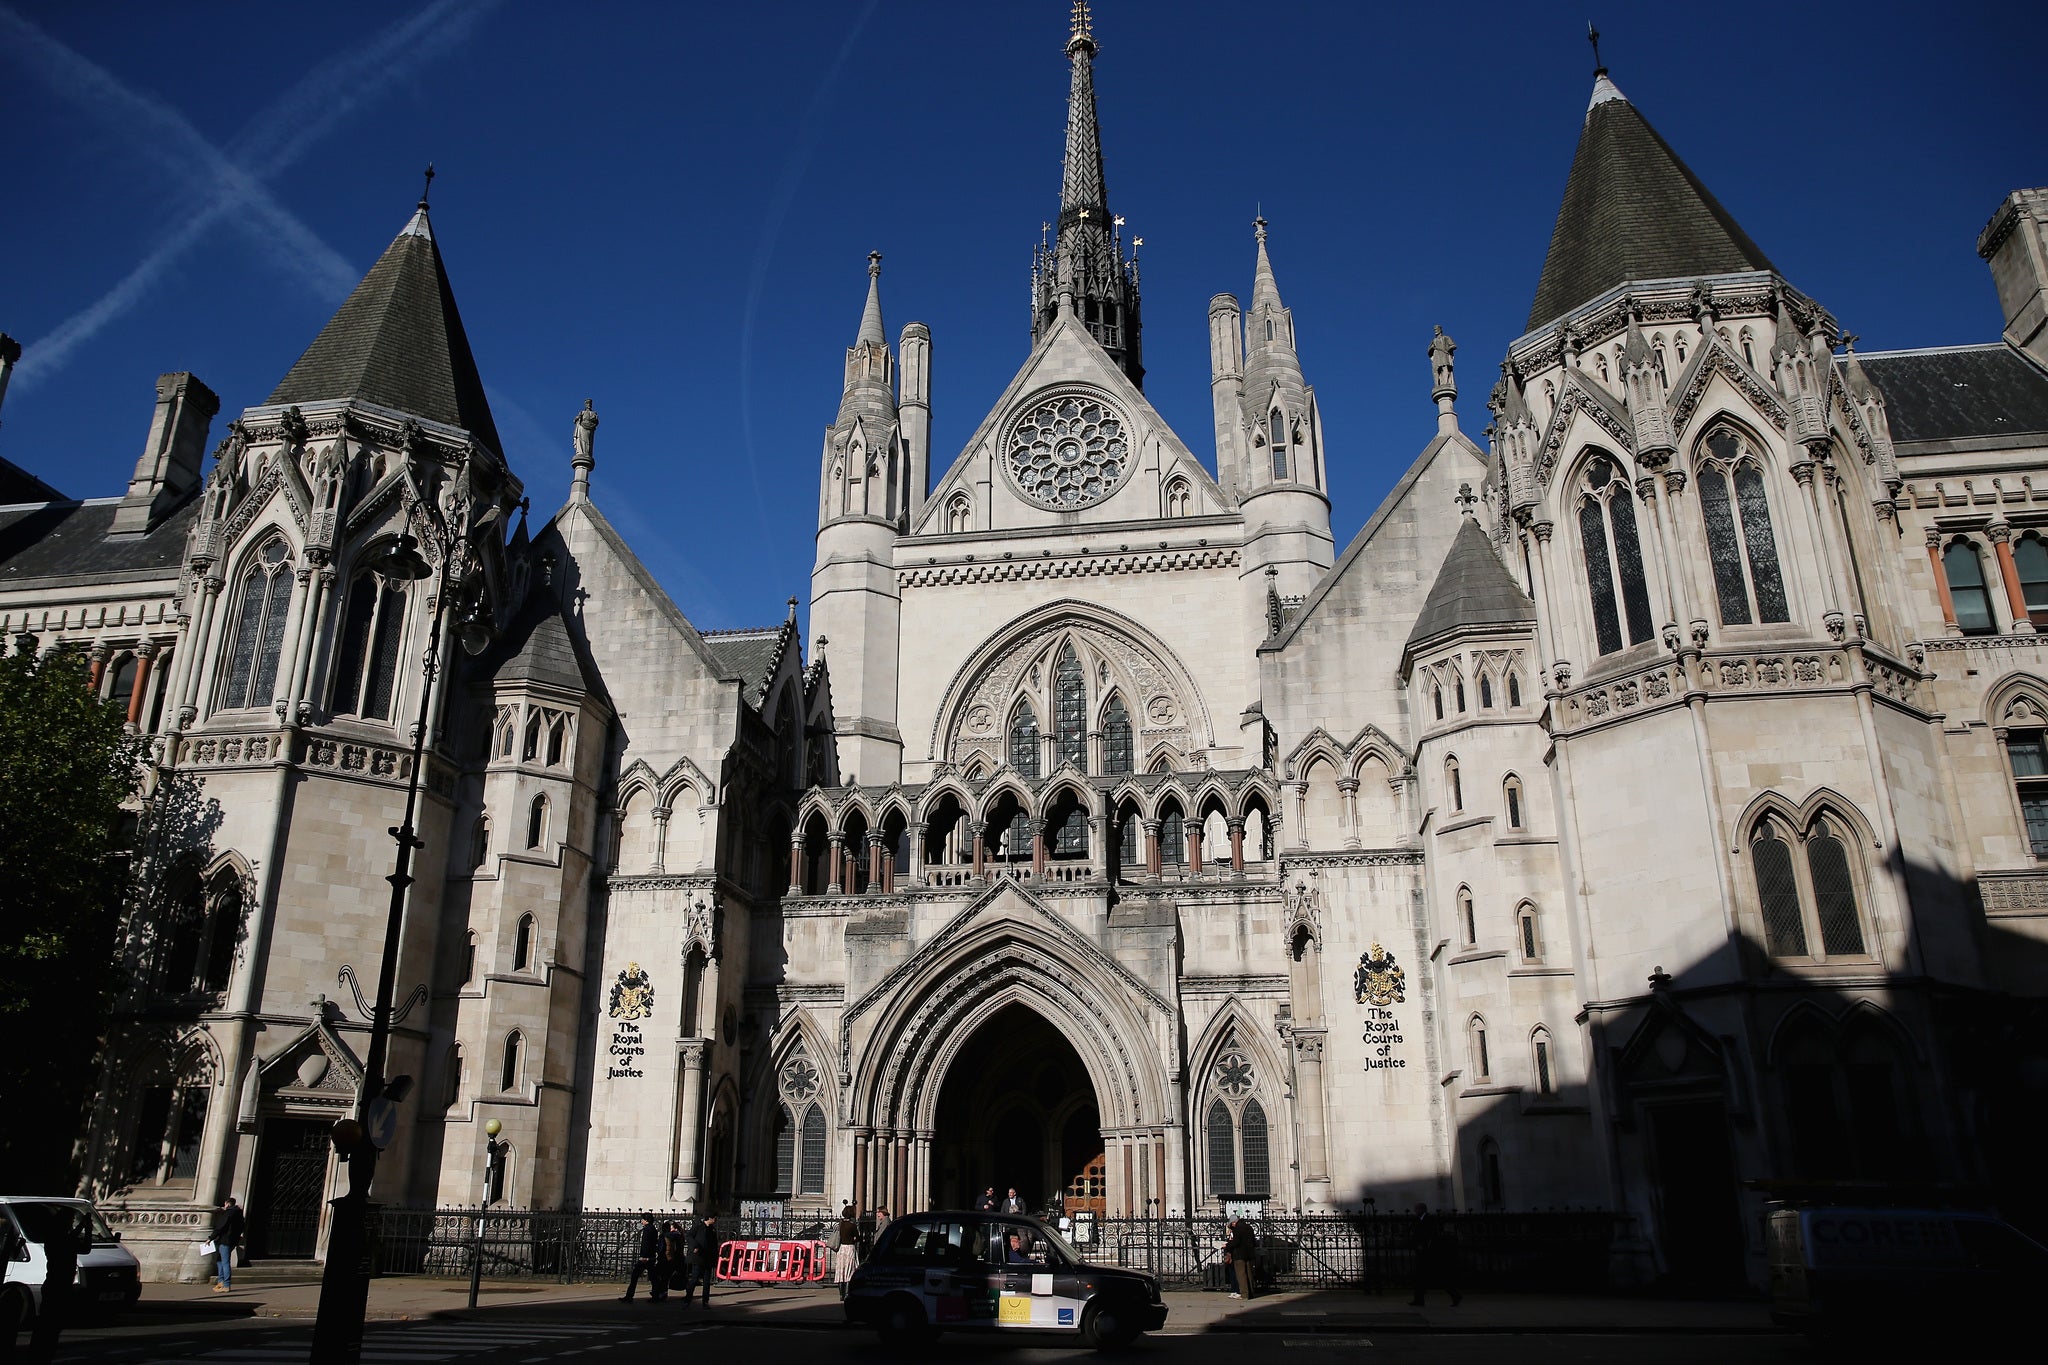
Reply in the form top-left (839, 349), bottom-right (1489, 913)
top-left (1001, 1187), bottom-right (1026, 1214)
top-left (208, 1196), bottom-right (244, 1293)
top-left (25, 1205), bottom-right (87, 1365)
top-left (686, 1213), bottom-right (719, 1307)
top-left (1224, 1217), bottom-right (1258, 1300)
top-left (620, 1213), bottom-right (660, 1301)
top-left (1408, 1203), bottom-right (1462, 1307)
top-left (834, 1204), bottom-right (860, 1297)
top-left (658, 1220), bottom-right (687, 1301)
top-left (976, 1186), bottom-right (998, 1212)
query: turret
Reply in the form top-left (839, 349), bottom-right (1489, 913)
top-left (1978, 188), bottom-right (2048, 368)
top-left (810, 255), bottom-right (906, 785)
top-left (1618, 314), bottom-right (1674, 463)
top-left (1770, 295), bottom-right (1827, 447)
top-left (1209, 292), bottom-right (1245, 495)
top-left (900, 321), bottom-right (932, 523)
top-left (1492, 365), bottom-right (1540, 520)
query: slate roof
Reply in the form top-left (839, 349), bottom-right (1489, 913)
top-left (701, 623), bottom-right (795, 709)
top-left (0, 496), bottom-right (196, 585)
top-left (1840, 345), bottom-right (2048, 445)
top-left (1406, 516), bottom-right (1535, 652)
top-left (1528, 74), bottom-right (1773, 331)
top-left (267, 208), bottom-right (502, 455)
top-left (481, 588), bottom-right (601, 697)
top-left (0, 454), bottom-right (65, 505)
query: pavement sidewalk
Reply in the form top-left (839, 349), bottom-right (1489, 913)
top-left (135, 1277), bottom-right (1781, 1335)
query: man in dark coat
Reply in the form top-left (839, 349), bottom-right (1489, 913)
top-left (210, 1197), bottom-right (245, 1293)
top-left (976, 1187), bottom-right (998, 1212)
top-left (1224, 1217), bottom-right (1258, 1300)
top-left (621, 1213), bottom-right (661, 1301)
top-left (685, 1214), bottom-right (719, 1307)
top-left (26, 1205), bottom-right (88, 1364)
top-left (1408, 1202), bottom-right (1462, 1307)
top-left (659, 1221), bottom-right (688, 1300)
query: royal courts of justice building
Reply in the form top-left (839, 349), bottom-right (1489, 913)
top-left (5, 6), bottom-right (2048, 1288)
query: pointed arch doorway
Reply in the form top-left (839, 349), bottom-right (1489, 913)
top-left (931, 1003), bottom-right (1106, 1215)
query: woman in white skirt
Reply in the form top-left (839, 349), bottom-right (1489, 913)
top-left (834, 1204), bottom-right (861, 1295)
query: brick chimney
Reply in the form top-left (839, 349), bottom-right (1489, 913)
top-left (1978, 188), bottom-right (2048, 368)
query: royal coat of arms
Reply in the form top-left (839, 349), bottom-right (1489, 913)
top-left (1354, 942), bottom-right (1406, 1006)
top-left (608, 962), bottom-right (654, 1020)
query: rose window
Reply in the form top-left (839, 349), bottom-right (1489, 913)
top-left (1215, 1052), bottom-right (1254, 1097)
top-left (1007, 394), bottom-right (1130, 509)
top-left (780, 1055), bottom-right (820, 1103)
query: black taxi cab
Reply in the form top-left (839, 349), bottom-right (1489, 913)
top-left (844, 1211), bottom-right (1166, 1348)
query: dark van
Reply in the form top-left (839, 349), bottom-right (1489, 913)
top-left (1766, 1204), bottom-right (2048, 1338)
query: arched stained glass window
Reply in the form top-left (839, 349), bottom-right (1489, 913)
top-left (1241, 1099), bottom-right (1271, 1197)
top-left (1945, 541), bottom-right (1996, 636)
top-left (1055, 646), bottom-right (1087, 770)
top-left (1009, 706), bottom-right (1041, 779)
top-left (1577, 455), bottom-right (1654, 656)
top-left (223, 540), bottom-right (294, 710)
top-left (1159, 806), bottom-right (1185, 866)
top-left (799, 1104), bottom-right (827, 1196)
top-left (1752, 825), bottom-right (1807, 957)
top-left (1102, 697), bottom-right (1133, 776)
top-left (1206, 1100), bottom-right (1234, 1197)
top-left (1270, 410), bottom-right (1288, 480)
top-left (775, 1105), bottom-right (796, 1193)
top-left (1807, 831), bottom-right (1865, 956)
top-left (331, 567), bottom-right (407, 719)
top-left (1698, 430), bottom-right (1789, 626)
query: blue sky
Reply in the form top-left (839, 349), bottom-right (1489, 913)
top-left (1, 1), bottom-right (2037, 631)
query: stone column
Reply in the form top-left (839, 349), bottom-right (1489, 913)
top-left (1143, 820), bottom-right (1162, 880)
top-left (1186, 820), bottom-right (1202, 875)
top-left (1990, 521), bottom-right (2035, 632)
top-left (1337, 776), bottom-right (1361, 849)
top-left (829, 834), bottom-right (845, 894)
top-left (1927, 529), bottom-right (1959, 632)
top-left (126, 639), bottom-right (158, 727)
top-left (1291, 1029), bottom-right (1330, 1187)
top-left (1790, 457), bottom-right (1848, 638)
top-left (907, 821), bottom-right (926, 885)
top-left (87, 641), bottom-right (109, 693)
top-left (894, 1136), bottom-right (910, 1215)
top-left (183, 568), bottom-right (227, 727)
top-left (1228, 818), bottom-right (1245, 875)
top-left (282, 561), bottom-right (332, 725)
top-left (971, 821), bottom-right (986, 881)
top-left (1032, 824), bottom-right (1047, 881)
top-left (788, 835), bottom-right (804, 896)
top-left (912, 1134), bottom-right (932, 1212)
top-left (851, 1131), bottom-right (870, 1209)
top-left (651, 811), bottom-right (670, 873)
top-left (868, 832), bottom-right (886, 893)
top-left (675, 1040), bottom-right (708, 1197)
top-left (1288, 781), bottom-right (1309, 849)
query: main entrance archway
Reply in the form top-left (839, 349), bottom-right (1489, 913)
top-left (931, 1004), bottom-right (1104, 1214)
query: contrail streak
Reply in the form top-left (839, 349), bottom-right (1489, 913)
top-left (3, 0), bottom-right (505, 390)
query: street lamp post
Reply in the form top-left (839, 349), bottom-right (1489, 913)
top-left (469, 1118), bottom-right (506, 1310)
top-left (309, 528), bottom-right (489, 1364)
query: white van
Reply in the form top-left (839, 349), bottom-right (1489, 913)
top-left (1766, 1203), bottom-right (2047, 1339)
top-left (0, 1196), bottom-right (142, 1326)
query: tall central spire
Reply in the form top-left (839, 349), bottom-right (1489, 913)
top-left (1032, 0), bottom-right (1143, 385)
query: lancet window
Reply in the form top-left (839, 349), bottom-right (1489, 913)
top-left (1055, 646), bottom-right (1086, 768)
top-left (1750, 812), bottom-right (1870, 960)
top-left (1697, 428), bottom-right (1789, 626)
top-left (1576, 453), bottom-right (1655, 656)
top-left (1270, 410), bottom-right (1289, 480)
top-left (1203, 1038), bottom-right (1272, 1199)
top-left (330, 562), bottom-right (409, 720)
top-left (1944, 540), bottom-right (1997, 636)
top-left (1009, 705), bottom-right (1041, 779)
top-left (775, 1049), bottom-right (827, 1197)
top-left (1102, 696), bottom-right (1133, 776)
top-left (221, 538), bottom-right (294, 711)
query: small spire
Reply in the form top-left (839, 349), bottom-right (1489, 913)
top-left (1068, 0), bottom-right (1095, 56)
top-left (1587, 21), bottom-right (1604, 76)
top-left (419, 162), bottom-right (436, 210)
top-left (787, 596), bottom-right (799, 624)
top-left (1771, 292), bottom-right (1805, 360)
top-left (856, 253), bottom-right (887, 347)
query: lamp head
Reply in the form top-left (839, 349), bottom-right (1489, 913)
top-left (369, 533), bottom-right (432, 582)
top-left (459, 612), bottom-right (494, 657)
top-left (484, 1118), bottom-right (502, 1139)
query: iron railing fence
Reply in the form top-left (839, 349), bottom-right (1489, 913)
top-left (368, 1207), bottom-right (1624, 1291)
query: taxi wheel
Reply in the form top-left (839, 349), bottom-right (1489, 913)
top-left (1082, 1299), bottom-right (1138, 1349)
top-left (875, 1294), bottom-right (932, 1349)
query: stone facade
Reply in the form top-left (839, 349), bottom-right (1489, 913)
top-left (4, 17), bottom-right (2048, 1290)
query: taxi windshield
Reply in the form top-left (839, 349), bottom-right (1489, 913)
top-left (1012, 1217), bottom-right (1084, 1265)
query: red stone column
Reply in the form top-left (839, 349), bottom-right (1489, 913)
top-left (87, 643), bottom-right (108, 693)
top-left (1991, 524), bottom-right (2033, 631)
top-left (868, 833), bottom-right (886, 893)
top-left (788, 838), bottom-right (804, 896)
top-left (1927, 529), bottom-right (1959, 631)
top-left (1032, 826), bottom-right (1047, 881)
top-left (127, 643), bottom-right (157, 727)
top-left (971, 821), bottom-right (986, 881)
top-left (1186, 822), bottom-right (1203, 875)
top-left (1228, 818), bottom-right (1245, 875)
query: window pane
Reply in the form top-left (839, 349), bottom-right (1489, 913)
top-left (223, 568), bottom-right (268, 707)
top-left (776, 1105), bottom-right (795, 1192)
top-left (800, 1105), bottom-right (827, 1196)
top-left (1699, 467), bottom-right (1752, 626)
top-left (1055, 647), bottom-right (1087, 770)
top-left (2009, 736), bottom-right (2048, 778)
top-left (252, 566), bottom-right (294, 705)
top-left (1160, 809), bottom-right (1184, 865)
top-left (1118, 811), bottom-right (1139, 866)
top-left (1270, 411), bottom-right (1288, 480)
top-left (1945, 543), bottom-right (1995, 635)
top-left (2021, 791), bottom-right (2048, 858)
top-left (1753, 834), bottom-right (1807, 956)
top-left (1807, 833), bottom-right (1865, 956)
top-left (501, 1035), bottom-right (520, 1090)
top-left (129, 1086), bottom-right (173, 1183)
top-left (362, 585), bottom-right (407, 720)
top-left (2017, 537), bottom-right (2048, 614)
top-left (169, 1087), bottom-right (208, 1180)
top-left (1520, 911), bottom-right (1537, 960)
top-left (1535, 1040), bottom-right (1552, 1095)
top-left (1241, 1099), bottom-right (1271, 1197)
top-left (1102, 698), bottom-right (1132, 775)
top-left (1579, 497), bottom-right (1624, 655)
top-left (1206, 1100), bottom-right (1234, 1196)
top-left (1733, 465), bottom-right (1789, 623)
top-left (1010, 708), bottom-right (1040, 779)
top-left (1608, 490), bottom-right (1656, 645)
top-left (329, 575), bottom-right (377, 715)
top-left (1052, 805), bottom-right (1086, 858)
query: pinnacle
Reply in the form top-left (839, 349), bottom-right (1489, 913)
top-left (856, 254), bottom-right (886, 348)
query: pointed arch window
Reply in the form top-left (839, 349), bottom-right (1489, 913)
top-left (444, 1042), bottom-right (464, 1109)
top-left (2016, 535), bottom-right (2048, 628)
top-left (1576, 454), bottom-right (1655, 655)
top-left (1445, 756), bottom-right (1463, 812)
top-left (1479, 673), bottom-right (1493, 709)
top-left (1159, 805), bottom-right (1185, 867)
top-left (526, 795), bottom-right (549, 850)
top-left (1503, 774), bottom-right (1524, 830)
top-left (1944, 540), bottom-right (1997, 635)
top-left (222, 538), bottom-right (294, 711)
top-left (470, 815), bottom-right (491, 870)
top-left (1009, 705), bottom-right (1041, 779)
top-left (500, 1031), bottom-right (522, 1092)
top-left (1750, 812), bottom-right (1871, 960)
top-left (1205, 1101), bottom-right (1234, 1198)
top-left (1205, 1047), bottom-right (1272, 1199)
top-left (522, 710), bottom-right (542, 762)
top-left (1102, 696), bottom-right (1133, 776)
top-left (546, 715), bottom-right (569, 767)
top-left (1469, 1016), bottom-right (1491, 1081)
top-left (496, 710), bottom-right (516, 759)
top-left (2004, 718), bottom-right (2048, 857)
top-left (1508, 671), bottom-right (1522, 708)
top-left (513, 914), bottom-right (535, 971)
top-left (1532, 1026), bottom-right (1555, 1094)
top-left (1055, 646), bottom-right (1087, 770)
top-left (1432, 683), bottom-right (1444, 721)
top-left (1454, 674), bottom-right (1467, 712)
top-left (1516, 902), bottom-right (1541, 961)
top-left (1698, 429), bottom-right (1789, 626)
top-left (460, 930), bottom-right (477, 986)
top-left (1478, 1138), bottom-right (1505, 1209)
top-left (1270, 409), bottom-right (1289, 480)
top-left (947, 492), bottom-right (972, 534)
top-left (1457, 886), bottom-right (1476, 946)
top-left (330, 564), bottom-right (408, 720)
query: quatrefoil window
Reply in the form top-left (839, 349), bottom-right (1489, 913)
top-left (1215, 1051), bottom-right (1254, 1097)
top-left (780, 1055), bottom-right (820, 1103)
top-left (1006, 393), bottom-right (1131, 509)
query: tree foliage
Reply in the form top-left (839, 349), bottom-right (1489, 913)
top-left (0, 648), bottom-right (141, 1188)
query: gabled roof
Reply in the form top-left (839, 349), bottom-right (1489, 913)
top-left (267, 206), bottom-right (502, 454)
top-left (1405, 515), bottom-right (1534, 653)
top-left (1838, 344), bottom-right (2048, 446)
top-left (701, 620), bottom-right (798, 710)
top-left (1528, 73), bottom-right (1773, 330)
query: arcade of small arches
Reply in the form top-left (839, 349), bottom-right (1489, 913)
top-left (786, 775), bottom-right (1281, 896)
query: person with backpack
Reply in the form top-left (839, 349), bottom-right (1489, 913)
top-left (620, 1213), bottom-right (660, 1301)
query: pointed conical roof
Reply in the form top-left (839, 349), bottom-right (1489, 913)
top-left (1407, 515), bottom-right (1535, 650)
top-left (1527, 72), bottom-right (1773, 331)
top-left (856, 251), bottom-right (886, 347)
top-left (1241, 218), bottom-right (1308, 427)
top-left (268, 205), bottom-right (502, 454)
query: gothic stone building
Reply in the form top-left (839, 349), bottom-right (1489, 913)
top-left (5, 16), bottom-right (2048, 1287)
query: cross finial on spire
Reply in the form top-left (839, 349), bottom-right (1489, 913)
top-left (419, 162), bottom-right (436, 210)
top-left (1587, 22), bottom-right (1605, 76)
top-left (868, 250), bottom-right (882, 278)
top-left (1254, 214), bottom-right (1268, 245)
top-left (1069, 0), bottom-right (1094, 55)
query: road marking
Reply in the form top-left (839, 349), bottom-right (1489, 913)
top-left (1283, 1338), bottom-right (1375, 1348)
